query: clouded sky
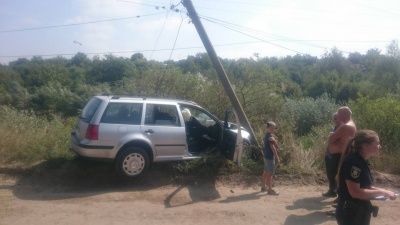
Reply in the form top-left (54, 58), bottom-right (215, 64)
top-left (1, 0), bottom-right (399, 64)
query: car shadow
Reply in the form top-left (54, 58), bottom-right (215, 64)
top-left (2, 157), bottom-right (197, 201)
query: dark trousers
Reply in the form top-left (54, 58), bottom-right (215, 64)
top-left (336, 199), bottom-right (372, 225)
top-left (325, 153), bottom-right (341, 192)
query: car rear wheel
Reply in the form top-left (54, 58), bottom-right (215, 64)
top-left (115, 147), bottom-right (149, 179)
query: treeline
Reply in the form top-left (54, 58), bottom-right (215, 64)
top-left (1, 41), bottom-right (400, 173)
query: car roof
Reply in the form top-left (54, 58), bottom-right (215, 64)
top-left (95, 94), bottom-right (200, 106)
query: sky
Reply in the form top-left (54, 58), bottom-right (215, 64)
top-left (1, 0), bottom-right (399, 65)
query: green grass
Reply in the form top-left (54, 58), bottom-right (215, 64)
top-left (0, 106), bottom-right (75, 166)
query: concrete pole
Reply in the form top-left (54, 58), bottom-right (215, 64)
top-left (182, 0), bottom-right (259, 146)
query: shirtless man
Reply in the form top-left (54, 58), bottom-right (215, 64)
top-left (328, 107), bottom-right (357, 155)
top-left (325, 107), bottom-right (357, 216)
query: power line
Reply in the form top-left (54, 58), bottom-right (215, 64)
top-left (197, 13), bottom-right (396, 54)
top-left (168, 16), bottom-right (185, 60)
top-left (0, 37), bottom-right (394, 60)
top-left (199, 0), bottom-right (400, 18)
top-left (1, 1), bottom-right (397, 61)
top-left (117, 0), bottom-right (182, 10)
top-left (0, 42), bottom-right (259, 59)
top-left (198, 15), bottom-right (309, 55)
top-left (0, 11), bottom-right (168, 34)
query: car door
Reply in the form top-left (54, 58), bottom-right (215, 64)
top-left (141, 103), bottom-right (187, 160)
top-left (222, 109), bottom-right (243, 162)
top-left (179, 105), bottom-right (222, 155)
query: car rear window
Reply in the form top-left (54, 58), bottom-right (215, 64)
top-left (80, 97), bottom-right (102, 123)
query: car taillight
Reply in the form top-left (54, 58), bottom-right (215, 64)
top-left (85, 124), bottom-right (99, 140)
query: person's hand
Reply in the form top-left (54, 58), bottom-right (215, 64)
top-left (276, 157), bottom-right (281, 164)
top-left (386, 190), bottom-right (397, 200)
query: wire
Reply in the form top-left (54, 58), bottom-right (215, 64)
top-left (0, 42), bottom-right (257, 59)
top-left (0, 12), bottom-right (167, 34)
top-left (199, 0), bottom-right (400, 18)
top-left (199, 16), bottom-right (306, 55)
top-left (0, 37), bottom-right (394, 60)
top-left (149, 12), bottom-right (171, 60)
top-left (168, 16), bottom-right (184, 60)
top-left (197, 14), bottom-right (395, 54)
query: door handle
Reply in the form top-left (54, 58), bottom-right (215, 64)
top-left (145, 129), bottom-right (154, 134)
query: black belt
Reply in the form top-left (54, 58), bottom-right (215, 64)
top-left (342, 199), bottom-right (379, 217)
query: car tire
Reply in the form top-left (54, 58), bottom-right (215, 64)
top-left (115, 147), bottom-right (150, 179)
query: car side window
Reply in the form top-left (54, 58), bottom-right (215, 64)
top-left (101, 103), bottom-right (143, 125)
top-left (145, 104), bottom-right (180, 126)
top-left (184, 107), bottom-right (216, 128)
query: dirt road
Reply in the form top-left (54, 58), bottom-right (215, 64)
top-left (1, 160), bottom-right (399, 225)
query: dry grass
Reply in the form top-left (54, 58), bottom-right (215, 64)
top-left (276, 125), bottom-right (330, 175)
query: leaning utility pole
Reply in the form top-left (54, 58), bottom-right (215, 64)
top-left (182, 0), bottom-right (259, 146)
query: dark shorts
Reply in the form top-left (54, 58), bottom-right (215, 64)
top-left (263, 158), bottom-right (275, 174)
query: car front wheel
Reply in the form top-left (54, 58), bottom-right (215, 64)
top-left (115, 147), bottom-right (150, 179)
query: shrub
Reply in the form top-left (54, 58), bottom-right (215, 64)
top-left (349, 96), bottom-right (400, 173)
top-left (279, 94), bottom-right (338, 136)
top-left (0, 106), bottom-right (75, 165)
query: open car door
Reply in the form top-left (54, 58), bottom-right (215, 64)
top-left (223, 109), bottom-right (243, 164)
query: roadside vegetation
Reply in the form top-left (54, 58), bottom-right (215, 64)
top-left (1, 41), bottom-right (400, 177)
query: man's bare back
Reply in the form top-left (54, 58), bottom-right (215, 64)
top-left (328, 107), bottom-right (357, 154)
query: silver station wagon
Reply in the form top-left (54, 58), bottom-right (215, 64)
top-left (70, 95), bottom-right (251, 179)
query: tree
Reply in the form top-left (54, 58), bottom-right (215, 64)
top-left (87, 54), bottom-right (137, 84)
top-left (319, 47), bottom-right (350, 75)
top-left (0, 66), bottom-right (29, 108)
top-left (386, 40), bottom-right (400, 59)
top-left (69, 52), bottom-right (91, 67)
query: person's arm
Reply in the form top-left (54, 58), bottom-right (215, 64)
top-left (346, 180), bottom-right (397, 200)
top-left (270, 135), bottom-right (278, 145)
top-left (269, 141), bottom-right (280, 163)
top-left (328, 125), bottom-right (346, 145)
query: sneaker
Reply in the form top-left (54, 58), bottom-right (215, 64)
top-left (322, 190), bottom-right (337, 197)
top-left (267, 189), bottom-right (279, 195)
top-left (261, 187), bottom-right (267, 192)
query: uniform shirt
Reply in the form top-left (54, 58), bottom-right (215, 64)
top-left (338, 153), bottom-right (373, 204)
top-left (264, 133), bottom-right (274, 160)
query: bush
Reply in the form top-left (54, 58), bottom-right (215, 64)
top-left (0, 106), bottom-right (75, 165)
top-left (350, 97), bottom-right (400, 152)
top-left (349, 97), bottom-right (400, 173)
top-left (279, 94), bottom-right (338, 136)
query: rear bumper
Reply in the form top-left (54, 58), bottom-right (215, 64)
top-left (70, 133), bottom-right (114, 159)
